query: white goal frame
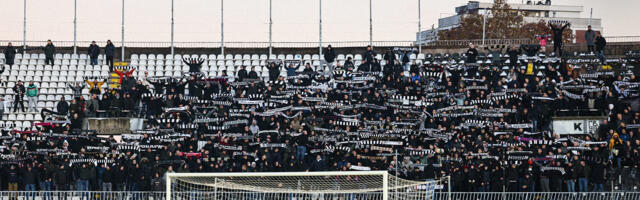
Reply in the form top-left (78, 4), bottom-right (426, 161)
top-left (166, 171), bottom-right (393, 200)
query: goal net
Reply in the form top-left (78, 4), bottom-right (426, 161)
top-left (166, 171), bottom-right (443, 200)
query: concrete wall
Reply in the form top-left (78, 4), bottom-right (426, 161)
top-left (84, 118), bottom-right (131, 135)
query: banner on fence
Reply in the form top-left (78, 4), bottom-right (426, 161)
top-left (552, 117), bottom-right (603, 135)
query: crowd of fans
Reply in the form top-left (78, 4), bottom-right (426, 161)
top-left (1, 34), bottom-right (639, 196)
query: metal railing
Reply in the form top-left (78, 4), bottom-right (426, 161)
top-left (1, 191), bottom-right (640, 200)
top-left (436, 192), bottom-right (640, 200)
top-left (0, 36), bottom-right (638, 49)
top-left (0, 40), bottom-right (416, 49)
top-left (606, 36), bottom-right (640, 43)
top-left (423, 38), bottom-right (537, 47)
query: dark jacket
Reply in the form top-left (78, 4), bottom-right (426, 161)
top-left (13, 84), bottom-right (26, 98)
top-left (585, 30), bottom-right (596, 45)
top-left (53, 168), bottom-right (70, 185)
top-left (466, 48), bottom-right (478, 63)
top-left (237, 69), bottom-right (248, 81)
top-left (88, 44), bottom-right (100, 58)
top-left (4, 46), bottom-right (16, 60)
top-left (105, 43), bottom-right (115, 57)
top-left (595, 36), bottom-right (606, 51)
top-left (363, 50), bottom-right (376, 63)
top-left (550, 23), bottom-right (569, 44)
top-left (23, 169), bottom-right (37, 185)
top-left (76, 166), bottom-right (92, 180)
top-left (324, 48), bottom-right (336, 63)
top-left (57, 100), bottom-right (69, 114)
top-left (44, 44), bottom-right (56, 58)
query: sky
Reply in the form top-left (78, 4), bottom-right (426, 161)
top-left (0, 0), bottom-right (638, 44)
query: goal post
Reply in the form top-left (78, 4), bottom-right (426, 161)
top-left (166, 171), bottom-right (441, 200)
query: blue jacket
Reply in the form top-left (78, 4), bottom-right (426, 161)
top-left (105, 43), bottom-right (115, 57)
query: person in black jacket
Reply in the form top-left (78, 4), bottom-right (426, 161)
top-left (363, 45), bottom-right (376, 63)
top-left (113, 165), bottom-right (127, 191)
top-left (182, 57), bottom-right (204, 73)
top-left (12, 80), bottom-right (26, 112)
top-left (549, 22), bottom-right (570, 56)
top-left (53, 165), bottom-right (70, 191)
top-left (507, 46), bottom-right (520, 68)
top-left (248, 67), bottom-right (259, 80)
top-left (595, 32), bottom-right (607, 64)
top-left (324, 45), bottom-right (336, 74)
top-left (43, 40), bottom-right (56, 65)
top-left (7, 165), bottom-right (19, 191)
top-left (4, 42), bottom-right (17, 67)
top-left (237, 65), bottom-right (248, 82)
top-left (88, 41), bottom-right (100, 65)
top-left (105, 40), bottom-right (116, 70)
top-left (267, 62), bottom-right (280, 81)
top-left (465, 43), bottom-right (478, 64)
top-left (23, 166), bottom-right (37, 198)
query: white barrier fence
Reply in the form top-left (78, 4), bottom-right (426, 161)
top-left (1, 191), bottom-right (640, 200)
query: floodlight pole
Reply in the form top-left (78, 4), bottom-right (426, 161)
top-left (482, 8), bottom-right (487, 46)
top-left (269, 0), bottom-right (273, 56)
top-left (319, 0), bottom-right (323, 57)
top-left (73, 0), bottom-right (77, 54)
top-left (369, 0), bottom-right (373, 48)
top-left (23, 0), bottom-right (27, 54)
top-left (418, 0), bottom-right (422, 54)
top-left (121, 0), bottom-right (125, 61)
top-left (170, 0), bottom-right (174, 57)
top-left (221, 0), bottom-right (225, 56)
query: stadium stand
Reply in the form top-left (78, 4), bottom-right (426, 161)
top-left (1, 43), bottom-right (640, 197)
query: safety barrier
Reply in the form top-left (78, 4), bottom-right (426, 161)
top-left (436, 192), bottom-right (640, 200)
top-left (1, 191), bottom-right (640, 200)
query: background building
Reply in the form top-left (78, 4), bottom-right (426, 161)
top-left (418, 0), bottom-right (602, 44)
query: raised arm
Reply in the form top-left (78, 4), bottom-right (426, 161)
top-left (85, 79), bottom-right (95, 89)
top-left (561, 23), bottom-right (570, 31)
top-left (126, 68), bottom-right (136, 77)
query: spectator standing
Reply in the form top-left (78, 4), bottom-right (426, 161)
top-left (69, 82), bottom-right (85, 99)
top-left (595, 32), bottom-right (607, 64)
top-left (86, 78), bottom-right (107, 95)
top-left (86, 94), bottom-right (100, 117)
top-left (400, 50), bottom-right (411, 71)
top-left (363, 45), bottom-right (376, 63)
top-left (564, 162), bottom-right (576, 192)
top-left (57, 97), bottom-right (69, 115)
top-left (324, 45), bottom-right (336, 74)
top-left (7, 165), bottom-right (19, 192)
top-left (23, 166), bottom-right (37, 200)
top-left (383, 49), bottom-right (396, 67)
top-left (105, 40), bottom-right (116, 70)
top-left (3, 42), bottom-right (17, 67)
top-left (507, 46), bottom-right (520, 68)
top-left (88, 41), bottom-right (100, 65)
top-left (53, 165), bottom-right (70, 190)
top-left (76, 164), bottom-right (91, 200)
top-left (585, 25), bottom-right (596, 52)
top-left (12, 80), bottom-right (26, 112)
top-left (466, 43), bottom-right (478, 64)
top-left (102, 165), bottom-right (113, 191)
top-left (575, 160), bottom-right (590, 192)
top-left (237, 66), bottom-right (248, 82)
top-left (43, 40), bottom-right (56, 65)
top-left (267, 62), bottom-right (280, 82)
top-left (549, 22), bottom-right (570, 56)
top-left (26, 81), bottom-right (38, 112)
